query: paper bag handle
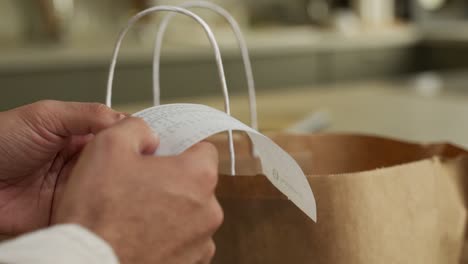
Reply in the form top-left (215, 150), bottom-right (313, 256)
top-left (105, 5), bottom-right (236, 175)
top-left (152, 0), bottom-right (258, 131)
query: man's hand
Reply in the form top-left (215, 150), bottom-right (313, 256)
top-left (0, 101), bottom-right (124, 235)
top-left (53, 117), bottom-right (223, 264)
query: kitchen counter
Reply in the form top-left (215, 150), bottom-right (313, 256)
top-left (116, 81), bottom-right (468, 148)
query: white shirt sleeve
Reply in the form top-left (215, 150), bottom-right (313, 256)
top-left (0, 224), bottom-right (119, 264)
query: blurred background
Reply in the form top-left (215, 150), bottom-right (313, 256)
top-left (2, 0), bottom-right (468, 146)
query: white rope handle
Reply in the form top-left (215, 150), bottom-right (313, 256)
top-left (152, 0), bottom-right (258, 131)
top-left (105, 5), bottom-right (236, 175)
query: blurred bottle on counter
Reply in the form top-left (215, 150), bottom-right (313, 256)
top-left (352, 0), bottom-right (395, 28)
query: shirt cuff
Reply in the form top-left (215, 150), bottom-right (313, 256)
top-left (0, 224), bottom-right (119, 264)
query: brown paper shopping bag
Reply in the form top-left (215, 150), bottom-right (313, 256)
top-left (208, 133), bottom-right (468, 264)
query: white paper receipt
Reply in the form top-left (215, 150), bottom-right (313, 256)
top-left (133, 103), bottom-right (317, 221)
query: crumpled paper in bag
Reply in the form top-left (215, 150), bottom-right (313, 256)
top-left (208, 133), bottom-right (468, 264)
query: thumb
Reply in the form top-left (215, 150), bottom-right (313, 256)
top-left (22, 101), bottom-right (125, 137)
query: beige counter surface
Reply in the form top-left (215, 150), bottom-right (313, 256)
top-left (116, 81), bottom-right (468, 148)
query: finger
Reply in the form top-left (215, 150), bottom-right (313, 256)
top-left (28, 101), bottom-right (126, 136)
top-left (100, 117), bottom-right (160, 155)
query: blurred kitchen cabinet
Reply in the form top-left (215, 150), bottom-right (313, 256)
top-left (249, 53), bottom-right (324, 89)
top-left (329, 48), bottom-right (415, 81)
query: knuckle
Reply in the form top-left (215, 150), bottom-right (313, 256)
top-left (189, 143), bottom-right (219, 189)
top-left (205, 240), bottom-right (216, 260)
top-left (201, 164), bottom-right (219, 190)
top-left (208, 200), bottom-right (224, 231)
top-left (203, 142), bottom-right (219, 171)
